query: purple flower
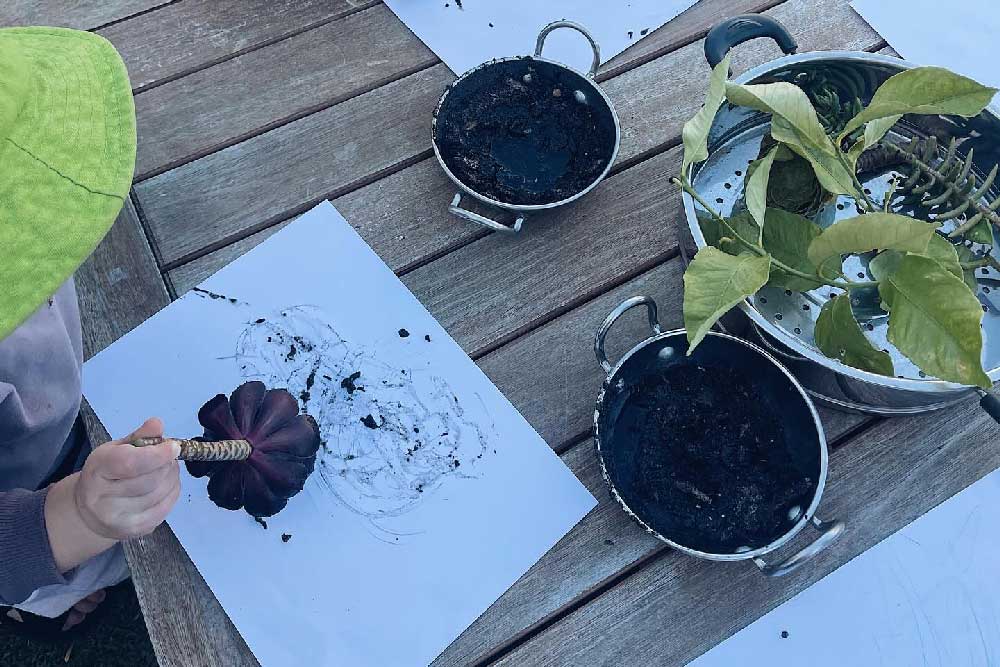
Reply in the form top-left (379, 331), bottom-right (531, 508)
top-left (187, 381), bottom-right (320, 517)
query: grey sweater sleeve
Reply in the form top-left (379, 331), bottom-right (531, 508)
top-left (0, 280), bottom-right (82, 605)
top-left (0, 487), bottom-right (66, 604)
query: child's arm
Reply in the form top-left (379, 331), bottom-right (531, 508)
top-left (44, 418), bottom-right (180, 572)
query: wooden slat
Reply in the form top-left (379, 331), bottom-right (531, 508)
top-left (130, 4), bottom-right (436, 179)
top-left (0, 0), bottom-right (168, 30)
top-left (166, 157), bottom-right (478, 292)
top-left (598, 0), bottom-right (782, 80)
top-left (493, 400), bottom-right (1000, 667)
top-left (74, 198), bottom-right (170, 360)
top-left (97, 0), bottom-right (378, 92)
top-left (143, 0), bottom-right (881, 277)
top-left (136, 63), bottom-right (451, 265)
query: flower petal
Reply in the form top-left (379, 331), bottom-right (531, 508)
top-left (245, 389), bottom-right (299, 443)
top-left (197, 394), bottom-right (242, 440)
top-left (206, 464), bottom-right (246, 511)
top-left (251, 451), bottom-right (316, 497)
top-left (242, 465), bottom-right (287, 517)
top-left (253, 415), bottom-right (320, 457)
top-left (229, 381), bottom-right (266, 436)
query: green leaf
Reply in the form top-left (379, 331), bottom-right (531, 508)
top-left (956, 245), bottom-right (984, 292)
top-left (697, 209), bottom-right (759, 255)
top-left (868, 249), bottom-right (902, 283)
top-left (840, 67), bottom-right (998, 140)
top-left (880, 254), bottom-right (991, 387)
top-left (726, 81), bottom-right (861, 197)
top-left (968, 218), bottom-right (995, 246)
top-left (846, 114), bottom-right (903, 170)
top-left (807, 213), bottom-right (939, 278)
top-left (683, 247), bottom-right (771, 351)
top-left (744, 146), bottom-right (778, 234)
top-left (923, 234), bottom-right (962, 280)
top-left (681, 55), bottom-right (731, 174)
top-left (726, 81), bottom-right (830, 147)
top-left (814, 294), bottom-right (894, 376)
top-left (760, 208), bottom-right (824, 291)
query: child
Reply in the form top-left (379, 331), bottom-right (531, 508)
top-left (0, 28), bottom-right (180, 632)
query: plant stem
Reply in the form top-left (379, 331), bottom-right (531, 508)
top-left (672, 177), bottom-right (879, 290)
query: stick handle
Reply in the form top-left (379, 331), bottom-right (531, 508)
top-left (132, 436), bottom-right (252, 461)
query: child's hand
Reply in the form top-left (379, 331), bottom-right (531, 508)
top-left (74, 418), bottom-right (181, 540)
top-left (45, 418), bottom-right (181, 572)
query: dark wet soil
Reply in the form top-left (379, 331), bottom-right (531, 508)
top-left (434, 57), bottom-right (617, 205)
top-left (605, 365), bottom-right (817, 553)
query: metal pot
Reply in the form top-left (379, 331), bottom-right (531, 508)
top-left (431, 21), bottom-right (621, 234)
top-left (681, 15), bottom-right (1000, 416)
top-left (593, 296), bottom-right (844, 576)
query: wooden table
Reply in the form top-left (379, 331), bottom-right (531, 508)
top-left (7, 1), bottom-right (998, 664)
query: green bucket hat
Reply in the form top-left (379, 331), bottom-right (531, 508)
top-left (0, 27), bottom-right (136, 340)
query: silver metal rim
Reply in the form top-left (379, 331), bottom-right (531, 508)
top-left (682, 50), bottom-right (1000, 395)
top-left (593, 328), bottom-right (829, 561)
top-left (431, 55), bottom-right (622, 212)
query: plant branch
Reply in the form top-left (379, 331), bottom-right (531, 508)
top-left (672, 177), bottom-right (879, 289)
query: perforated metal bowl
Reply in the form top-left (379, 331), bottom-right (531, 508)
top-left (682, 19), bottom-right (1000, 415)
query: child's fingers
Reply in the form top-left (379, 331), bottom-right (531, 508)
top-left (111, 459), bottom-right (179, 497)
top-left (97, 439), bottom-right (180, 480)
top-left (111, 417), bottom-right (164, 446)
top-left (129, 481), bottom-right (181, 534)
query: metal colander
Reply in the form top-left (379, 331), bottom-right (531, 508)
top-left (682, 50), bottom-right (1000, 415)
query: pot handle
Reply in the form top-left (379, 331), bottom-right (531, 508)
top-left (535, 20), bottom-right (601, 78)
top-left (753, 516), bottom-right (845, 577)
top-left (595, 296), bottom-right (662, 374)
top-left (704, 15), bottom-right (797, 69)
top-left (449, 193), bottom-right (525, 234)
top-left (977, 389), bottom-right (1000, 424)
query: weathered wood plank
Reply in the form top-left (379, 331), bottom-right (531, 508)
top-left (143, 0), bottom-right (880, 277)
top-left (598, 0), bottom-right (782, 81)
top-left (130, 4), bottom-right (436, 179)
top-left (433, 258), bottom-right (869, 667)
top-left (97, 0), bottom-right (378, 92)
top-left (135, 63), bottom-right (451, 265)
top-left (166, 157), bottom-right (483, 292)
top-left (493, 399), bottom-right (999, 667)
top-left (74, 198), bottom-right (170, 361)
top-left (0, 0), bottom-right (168, 30)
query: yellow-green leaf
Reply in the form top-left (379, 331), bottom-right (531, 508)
top-left (726, 81), bottom-right (829, 146)
top-left (814, 294), bottom-right (894, 376)
top-left (744, 146), bottom-right (778, 233)
top-left (697, 209), bottom-right (759, 255)
top-left (681, 55), bottom-right (731, 174)
top-left (840, 67), bottom-right (997, 140)
top-left (956, 245), bottom-right (984, 292)
top-left (880, 254), bottom-right (991, 387)
top-left (725, 80), bottom-right (860, 197)
top-left (683, 247), bottom-right (770, 352)
top-left (761, 208), bottom-right (824, 291)
top-left (807, 213), bottom-right (939, 278)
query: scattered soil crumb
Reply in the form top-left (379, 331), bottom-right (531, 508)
top-left (281, 533), bottom-right (292, 543)
top-left (341, 371), bottom-right (363, 394)
top-left (254, 517), bottom-right (268, 530)
top-left (781, 631), bottom-right (789, 639)
top-left (398, 328), bottom-right (410, 338)
top-left (361, 414), bottom-right (380, 429)
top-left (424, 334), bottom-right (432, 342)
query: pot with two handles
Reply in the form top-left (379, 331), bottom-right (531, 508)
top-left (683, 14), bottom-right (1000, 420)
top-left (594, 296), bottom-right (844, 576)
top-left (431, 21), bottom-right (621, 234)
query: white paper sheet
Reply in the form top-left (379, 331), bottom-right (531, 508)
top-left (852, 0), bottom-right (1000, 92)
top-left (689, 467), bottom-right (1000, 667)
top-left (83, 201), bottom-right (596, 667)
top-left (384, 0), bottom-right (698, 76)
